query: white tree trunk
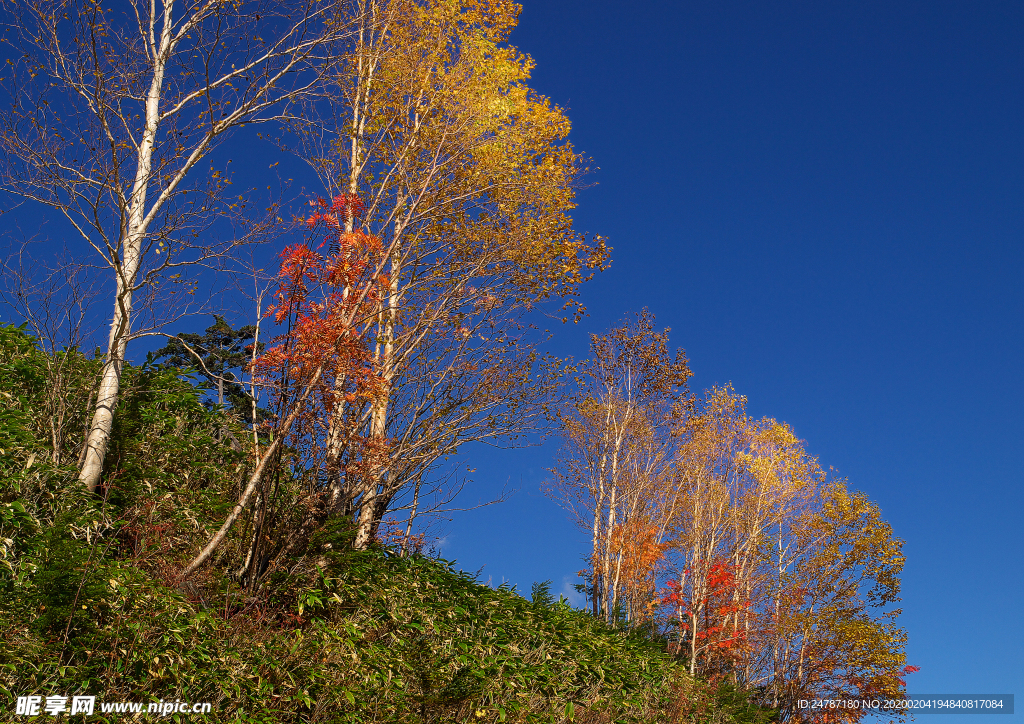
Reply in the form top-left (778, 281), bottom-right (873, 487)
top-left (78, 4), bottom-right (173, 492)
top-left (354, 230), bottom-right (400, 548)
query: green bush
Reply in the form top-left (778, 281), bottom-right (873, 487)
top-left (0, 327), bottom-right (774, 723)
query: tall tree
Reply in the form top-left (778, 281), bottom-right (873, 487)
top-left (548, 311), bottom-right (690, 624)
top-left (0, 0), bottom-right (352, 492)
top-left (290, 0), bottom-right (608, 549)
top-left (655, 386), bottom-right (911, 721)
top-left (664, 388), bottom-right (820, 678)
top-left (760, 481), bottom-right (910, 720)
top-left (180, 0), bottom-right (607, 577)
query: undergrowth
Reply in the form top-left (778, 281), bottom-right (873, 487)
top-left (0, 325), bottom-right (774, 723)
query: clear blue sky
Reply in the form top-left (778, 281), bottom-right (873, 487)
top-left (439, 0), bottom-right (1023, 715)
top-left (7, 0), bottom-right (1017, 714)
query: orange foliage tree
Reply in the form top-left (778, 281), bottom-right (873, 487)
top-left (548, 310), bottom-right (691, 625)
top-left (608, 518), bottom-right (669, 624)
top-left (256, 194), bottom-right (388, 490)
top-left (552, 357), bottom-right (916, 721)
top-left (659, 560), bottom-right (749, 678)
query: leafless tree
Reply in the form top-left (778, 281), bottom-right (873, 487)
top-left (1, 238), bottom-right (103, 464)
top-left (0, 0), bottom-right (355, 492)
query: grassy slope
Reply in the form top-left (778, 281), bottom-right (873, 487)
top-left (0, 325), bottom-right (772, 723)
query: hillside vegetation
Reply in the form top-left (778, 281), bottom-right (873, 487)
top-left (0, 325), bottom-right (773, 723)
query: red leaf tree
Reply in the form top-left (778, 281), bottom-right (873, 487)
top-left (183, 194), bottom-right (389, 579)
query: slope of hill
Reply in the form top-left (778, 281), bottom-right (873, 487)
top-left (0, 324), bottom-right (772, 723)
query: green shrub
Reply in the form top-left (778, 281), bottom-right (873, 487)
top-left (0, 328), bottom-right (774, 723)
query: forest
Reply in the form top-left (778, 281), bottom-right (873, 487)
top-left (0, 0), bottom-right (913, 721)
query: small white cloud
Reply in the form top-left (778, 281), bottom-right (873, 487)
top-left (433, 535), bottom-right (449, 552)
top-left (560, 576), bottom-right (585, 608)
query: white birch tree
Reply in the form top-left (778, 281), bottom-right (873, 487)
top-left (0, 0), bottom-right (353, 492)
top-left (547, 311), bottom-right (690, 624)
top-left (285, 0), bottom-right (608, 549)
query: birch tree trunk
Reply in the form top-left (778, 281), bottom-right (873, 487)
top-left (354, 225), bottom-right (401, 548)
top-left (1, 0), bottom-right (351, 493)
top-left (78, 5), bottom-right (174, 492)
top-left (590, 403), bottom-right (612, 616)
top-left (325, 0), bottom-right (386, 517)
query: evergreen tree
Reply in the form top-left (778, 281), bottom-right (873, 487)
top-left (154, 316), bottom-right (265, 424)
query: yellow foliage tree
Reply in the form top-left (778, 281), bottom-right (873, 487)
top-left (555, 374), bottom-right (913, 721)
top-left (271, 0), bottom-right (610, 554)
top-left (664, 387), bottom-right (911, 720)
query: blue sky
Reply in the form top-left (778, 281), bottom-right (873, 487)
top-left (438, 0), bottom-right (1024, 715)
top-left (3, 0), bottom-right (1018, 715)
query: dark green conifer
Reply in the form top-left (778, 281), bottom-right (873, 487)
top-left (153, 315), bottom-right (265, 423)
